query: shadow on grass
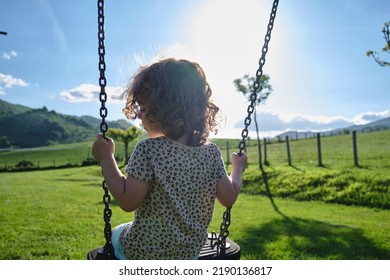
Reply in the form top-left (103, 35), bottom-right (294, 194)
top-left (241, 165), bottom-right (390, 259)
top-left (260, 165), bottom-right (290, 219)
top-left (237, 217), bottom-right (390, 260)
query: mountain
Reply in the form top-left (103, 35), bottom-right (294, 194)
top-left (275, 116), bottom-right (390, 140)
top-left (80, 115), bottom-right (131, 130)
top-left (0, 99), bottom-right (132, 148)
top-left (345, 117), bottom-right (390, 132)
top-left (0, 99), bottom-right (30, 118)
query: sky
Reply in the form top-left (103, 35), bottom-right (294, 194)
top-left (0, 0), bottom-right (389, 139)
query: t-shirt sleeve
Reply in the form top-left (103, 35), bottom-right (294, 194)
top-left (125, 140), bottom-right (154, 183)
top-left (213, 144), bottom-right (228, 180)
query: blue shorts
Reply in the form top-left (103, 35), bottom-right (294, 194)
top-left (111, 222), bottom-right (130, 260)
top-left (112, 222), bottom-right (199, 260)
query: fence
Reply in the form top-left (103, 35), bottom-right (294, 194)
top-left (0, 141), bottom-right (136, 172)
top-left (220, 129), bottom-right (389, 168)
top-left (1, 129), bottom-right (388, 171)
top-left (280, 132), bottom-right (360, 166)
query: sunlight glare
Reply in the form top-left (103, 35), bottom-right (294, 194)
top-left (184, 0), bottom-right (279, 138)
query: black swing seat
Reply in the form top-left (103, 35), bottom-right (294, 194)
top-left (198, 232), bottom-right (241, 260)
top-left (87, 232), bottom-right (240, 260)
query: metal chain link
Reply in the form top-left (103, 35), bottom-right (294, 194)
top-left (217, 0), bottom-right (279, 256)
top-left (98, 0), bottom-right (108, 138)
top-left (238, 0), bottom-right (279, 155)
top-left (383, 21), bottom-right (390, 46)
top-left (216, 207), bottom-right (231, 255)
top-left (95, 0), bottom-right (278, 259)
top-left (97, 0), bottom-right (115, 260)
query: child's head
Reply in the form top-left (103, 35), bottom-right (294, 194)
top-left (123, 58), bottom-right (219, 146)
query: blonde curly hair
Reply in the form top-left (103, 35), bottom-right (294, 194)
top-left (123, 58), bottom-right (219, 146)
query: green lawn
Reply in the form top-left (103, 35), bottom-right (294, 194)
top-left (1, 130), bottom-right (389, 259)
top-left (0, 166), bottom-right (389, 260)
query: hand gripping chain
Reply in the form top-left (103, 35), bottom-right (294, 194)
top-left (219, 0), bottom-right (279, 255)
top-left (238, 0), bottom-right (279, 155)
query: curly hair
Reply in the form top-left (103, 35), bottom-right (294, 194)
top-left (123, 58), bottom-right (219, 146)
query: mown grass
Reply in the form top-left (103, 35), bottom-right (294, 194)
top-left (0, 166), bottom-right (389, 260)
top-left (229, 195), bottom-right (390, 260)
top-left (216, 130), bottom-right (390, 209)
top-left (0, 141), bottom-right (137, 169)
top-left (0, 130), bottom-right (389, 259)
top-left (0, 143), bottom-right (93, 168)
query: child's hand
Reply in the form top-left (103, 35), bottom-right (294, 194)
top-left (231, 152), bottom-right (247, 172)
top-left (92, 133), bottom-right (115, 163)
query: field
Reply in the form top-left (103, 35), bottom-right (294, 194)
top-left (0, 130), bottom-right (389, 259)
top-left (215, 130), bottom-right (390, 209)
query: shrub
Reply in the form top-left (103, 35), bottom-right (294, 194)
top-left (15, 160), bottom-right (34, 169)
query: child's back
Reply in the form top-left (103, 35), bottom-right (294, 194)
top-left (92, 58), bottom-right (247, 259)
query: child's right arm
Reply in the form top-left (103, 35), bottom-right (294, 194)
top-left (216, 152), bottom-right (247, 208)
top-left (92, 134), bottom-right (149, 212)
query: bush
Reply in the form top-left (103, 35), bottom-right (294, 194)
top-left (81, 158), bottom-right (98, 166)
top-left (15, 160), bottom-right (34, 169)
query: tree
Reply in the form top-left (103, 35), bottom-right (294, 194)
top-left (366, 20), bottom-right (390, 67)
top-left (107, 126), bottom-right (142, 162)
top-left (233, 74), bottom-right (272, 169)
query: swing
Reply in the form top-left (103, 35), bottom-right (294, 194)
top-left (88, 0), bottom-right (279, 260)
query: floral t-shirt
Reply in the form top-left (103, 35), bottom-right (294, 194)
top-left (120, 136), bottom-right (227, 259)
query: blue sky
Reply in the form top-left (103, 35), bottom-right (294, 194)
top-left (1, 0), bottom-right (389, 138)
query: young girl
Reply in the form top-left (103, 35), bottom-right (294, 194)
top-left (92, 58), bottom-right (247, 260)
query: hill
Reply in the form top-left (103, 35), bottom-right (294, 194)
top-left (0, 99), bottom-right (30, 118)
top-left (0, 99), bottom-right (132, 148)
top-left (346, 117), bottom-right (390, 132)
top-left (275, 116), bottom-right (390, 140)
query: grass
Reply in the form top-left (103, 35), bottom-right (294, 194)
top-left (229, 195), bottom-right (389, 259)
top-left (0, 141), bottom-right (135, 169)
top-left (0, 167), bottom-right (103, 259)
top-left (0, 142), bottom-right (93, 168)
top-left (217, 131), bottom-right (390, 209)
top-left (0, 130), bottom-right (389, 259)
top-left (0, 166), bottom-right (389, 260)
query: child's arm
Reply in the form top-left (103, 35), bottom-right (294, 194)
top-left (92, 134), bottom-right (149, 212)
top-left (216, 152), bottom-right (247, 208)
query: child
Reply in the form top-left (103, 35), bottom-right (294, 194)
top-left (92, 58), bottom-right (247, 260)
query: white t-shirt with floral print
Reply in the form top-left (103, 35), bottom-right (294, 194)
top-left (120, 136), bottom-right (227, 259)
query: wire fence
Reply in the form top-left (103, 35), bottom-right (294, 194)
top-left (219, 128), bottom-right (390, 168)
top-left (1, 128), bottom-right (389, 171)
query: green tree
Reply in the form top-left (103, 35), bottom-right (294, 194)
top-left (107, 126), bottom-right (142, 162)
top-left (366, 20), bottom-right (390, 67)
top-left (233, 74), bottom-right (272, 169)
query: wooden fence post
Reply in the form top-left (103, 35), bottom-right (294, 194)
top-left (317, 133), bottom-right (323, 166)
top-left (352, 131), bottom-right (359, 167)
top-left (286, 136), bottom-right (291, 166)
top-left (263, 138), bottom-right (269, 165)
top-left (226, 141), bottom-right (230, 166)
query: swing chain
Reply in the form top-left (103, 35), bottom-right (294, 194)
top-left (217, 207), bottom-right (231, 255)
top-left (97, 0), bottom-right (115, 260)
top-left (98, 0), bottom-right (108, 138)
top-left (93, 0), bottom-right (279, 260)
top-left (216, 0), bottom-right (279, 256)
top-left (238, 0), bottom-right (279, 155)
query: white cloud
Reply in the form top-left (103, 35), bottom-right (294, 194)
top-left (2, 50), bottom-right (18, 60)
top-left (231, 109), bottom-right (389, 137)
top-left (60, 83), bottom-right (126, 103)
top-left (234, 111), bottom-right (354, 132)
top-left (352, 109), bottom-right (390, 124)
top-left (0, 73), bottom-right (29, 95)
